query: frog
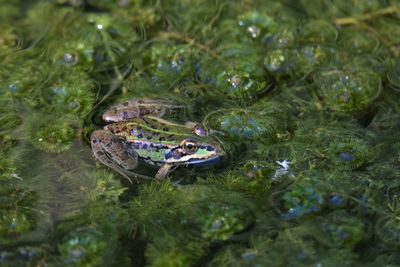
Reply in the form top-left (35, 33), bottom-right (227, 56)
top-left (91, 99), bottom-right (223, 181)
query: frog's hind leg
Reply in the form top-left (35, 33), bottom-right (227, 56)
top-left (102, 99), bottom-right (185, 122)
top-left (91, 130), bottom-right (139, 182)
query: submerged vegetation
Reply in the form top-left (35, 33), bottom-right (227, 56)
top-left (1, 0), bottom-right (400, 266)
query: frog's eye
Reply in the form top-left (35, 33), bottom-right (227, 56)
top-left (181, 139), bottom-right (198, 154)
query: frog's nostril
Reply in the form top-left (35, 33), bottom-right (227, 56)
top-left (195, 126), bottom-right (208, 136)
top-left (206, 146), bottom-right (215, 151)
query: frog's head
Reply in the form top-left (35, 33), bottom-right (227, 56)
top-left (164, 138), bottom-right (223, 167)
top-left (116, 117), bottom-right (224, 167)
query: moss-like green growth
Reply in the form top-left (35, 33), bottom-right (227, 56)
top-left (0, 152), bottom-right (17, 181)
top-left (327, 137), bottom-right (373, 169)
top-left (0, 245), bottom-right (49, 267)
top-left (0, 184), bottom-right (37, 244)
top-left (41, 70), bottom-right (96, 118)
top-left (281, 184), bottom-right (324, 219)
top-left (58, 226), bottom-right (110, 266)
top-left (2, 1), bottom-right (400, 266)
top-left (314, 69), bottom-right (382, 114)
top-left (199, 202), bottom-right (248, 241)
top-left (318, 210), bottom-right (367, 248)
top-left (207, 160), bottom-right (274, 195)
top-left (28, 115), bottom-right (76, 153)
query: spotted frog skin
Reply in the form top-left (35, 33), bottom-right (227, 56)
top-left (91, 99), bottom-right (223, 181)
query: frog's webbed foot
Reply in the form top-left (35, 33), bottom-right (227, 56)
top-left (91, 130), bottom-right (140, 183)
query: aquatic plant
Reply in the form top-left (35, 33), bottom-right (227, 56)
top-left (207, 160), bottom-right (274, 195)
top-left (0, 184), bottom-right (37, 245)
top-left (27, 115), bottom-right (77, 153)
top-left (1, 1), bottom-right (400, 266)
top-left (313, 68), bottom-right (382, 114)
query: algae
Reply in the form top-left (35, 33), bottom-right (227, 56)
top-left (1, 0), bottom-right (400, 266)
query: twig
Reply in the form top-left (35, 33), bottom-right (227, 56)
top-left (333, 5), bottom-right (400, 57)
top-left (334, 5), bottom-right (400, 26)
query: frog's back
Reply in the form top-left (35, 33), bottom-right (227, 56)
top-left (102, 99), bottom-right (185, 122)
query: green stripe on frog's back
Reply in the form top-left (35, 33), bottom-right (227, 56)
top-left (138, 116), bottom-right (194, 137)
top-left (104, 117), bottom-right (193, 143)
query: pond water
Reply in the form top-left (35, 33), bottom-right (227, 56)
top-left (1, 1), bottom-right (400, 266)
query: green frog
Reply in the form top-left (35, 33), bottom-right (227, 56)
top-left (91, 99), bottom-right (224, 181)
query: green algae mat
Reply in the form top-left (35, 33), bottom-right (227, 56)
top-left (1, 1), bottom-right (400, 266)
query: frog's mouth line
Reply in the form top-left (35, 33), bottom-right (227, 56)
top-left (138, 154), bottom-right (221, 167)
top-left (184, 155), bottom-right (221, 167)
top-left (163, 147), bottom-right (222, 166)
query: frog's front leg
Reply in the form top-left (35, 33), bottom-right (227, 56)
top-left (155, 164), bottom-right (175, 180)
top-left (91, 130), bottom-right (142, 182)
